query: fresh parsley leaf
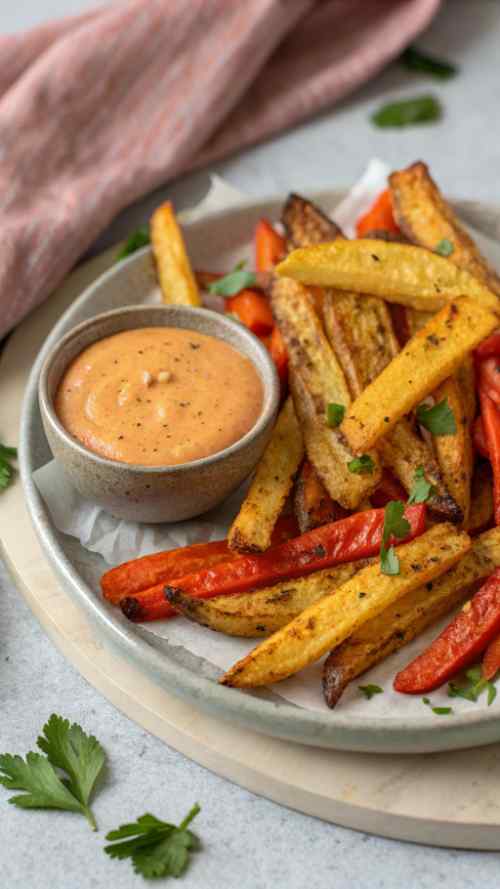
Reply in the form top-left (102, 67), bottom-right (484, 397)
top-left (380, 544), bottom-right (400, 576)
top-left (326, 403), bottom-right (345, 428)
top-left (416, 398), bottom-right (457, 436)
top-left (0, 442), bottom-right (17, 492)
top-left (435, 238), bottom-right (454, 256)
top-left (37, 714), bottom-right (106, 827)
top-left (401, 46), bottom-right (458, 80)
top-left (371, 95), bottom-right (442, 128)
top-left (347, 454), bottom-right (374, 475)
top-left (209, 269), bottom-right (257, 297)
top-left (382, 501), bottom-right (411, 547)
top-left (105, 804), bottom-right (201, 880)
top-left (0, 714), bottom-right (106, 830)
top-left (448, 664), bottom-right (498, 706)
top-left (380, 500), bottom-right (411, 576)
top-left (359, 684), bottom-right (383, 700)
top-left (116, 226), bottom-right (150, 262)
top-left (422, 698), bottom-right (453, 715)
top-left (408, 465), bottom-right (436, 504)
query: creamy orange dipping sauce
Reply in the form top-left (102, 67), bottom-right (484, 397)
top-left (55, 327), bottom-right (263, 466)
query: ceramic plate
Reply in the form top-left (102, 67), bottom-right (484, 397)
top-left (20, 189), bottom-right (500, 753)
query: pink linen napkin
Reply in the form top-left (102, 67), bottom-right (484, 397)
top-left (0, 0), bottom-right (441, 339)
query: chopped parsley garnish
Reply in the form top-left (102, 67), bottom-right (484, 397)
top-left (208, 268), bottom-right (257, 296)
top-left (359, 684), bottom-right (383, 700)
top-left (105, 804), bottom-right (201, 880)
top-left (408, 465), bottom-right (436, 504)
top-left (400, 46), bottom-right (458, 80)
top-left (115, 226), bottom-right (150, 262)
top-left (448, 665), bottom-right (497, 706)
top-left (0, 442), bottom-right (17, 492)
top-left (416, 398), bottom-right (457, 436)
top-left (435, 238), bottom-right (454, 256)
top-left (0, 714), bottom-right (106, 830)
top-left (347, 454), bottom-right (374, 475)
top-left (423, 698), bottom-right (453, 715)
top-left (371, 95), bottom-right (442, 128)
top-left (380, 500), bottom-right (410, 576)
top-left (326, 403), bottom-right (345, 428)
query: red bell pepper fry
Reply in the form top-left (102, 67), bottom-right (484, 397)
top-left (164, 505), bottom-right (426, 604)
top-left (115, 515), bottom-right (299, 622)
top-left (102, 539), bottom-right (234, 605)
top-left (394, 568), bottom-right (500, 694)
top-left (226, 289), bottom-right (274, 337)
top-left (255, 218), bottom-right (286, 272)
top-left (482, 632), bottom-right (500, 680)
top-left (370, 470), bottom-right (407, 508)
top-left (475, 331), bottom-right (500, 360)
top-left (479, 358), bottom-right (500, 405)
top-left (473, 415), bottom-right (489, 459)
top-left (356, 189), bottom-right (400, 239)
top-left (479, 388), bottom-right (500, 525)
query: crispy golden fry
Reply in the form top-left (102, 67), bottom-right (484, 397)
top-left (322, 289), bottom-right (399, 394)
top-left (220, 524), bottom-right (470, 687)
top-left (322, 525), bottom-right (500, 707)
top-left (432, 374), bottom-right (474, 525)
top-left (465, 463), bottom-right (494, 535)
top-left (288, 370), bottom-right (380, 509)
top-left (377, 419), bottom-right (462, 523)
top-left (282, 192), bottom-right (341, 249)
top-left (341, 297), bottom-right (497, 453)
top-left (390, 161), bottom-right (500, 296)
top-left (276, 239), bottom-right (499, 313)
top-left (402, 322), bottom-right (475, 524)
top-left (228, 398), bottom-right (303, 553)
top-left (405, 308), bottom-right (433, 337)
top-left (272, 277), bottom-right (351, 407)
top-left (293, 461), bottom-right (345, 533)
top-left (272, 276), bottom-right (381, 508)
top-left (168, 561), bottom-right (369, 638)
top-left (150, 202), bottom-right (201, 306)
top-left (321, 285), bottom-right (460, 520)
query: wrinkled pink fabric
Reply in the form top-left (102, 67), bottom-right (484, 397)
top-left (0, 0), bottom-right (441, 338)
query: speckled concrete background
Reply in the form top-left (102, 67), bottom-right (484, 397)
top-left (3, 2), bottom-right (500, 886)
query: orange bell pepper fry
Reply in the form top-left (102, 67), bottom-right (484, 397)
top-left (268, 325), bottom-right (288, 383)
top-left (356, 188), bottom-right (400, 238)
top-left (480, 388), bottom-right (500, 525)
top-left (255, 219), bottom-right (286, 272)
top-left (395, 569), bottom-right (500, 694)
top-left (226, 289), bottom-right (274, 337)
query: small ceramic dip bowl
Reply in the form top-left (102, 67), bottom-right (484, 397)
top-left (38, 304), bottom-right (280, 523)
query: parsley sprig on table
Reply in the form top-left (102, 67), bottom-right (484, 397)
top-left (380, 501), bottom-right (411, 576)
top-left (105, 805), bottom-right (201, 880)
top-left (0, 442), bottom-right (17, 492)
top-left (0, 715), bottom-right (106, 830)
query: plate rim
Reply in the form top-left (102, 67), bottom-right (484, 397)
top-left (19, 188), bottom-right (500, 754)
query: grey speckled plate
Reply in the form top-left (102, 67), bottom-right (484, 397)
top-left (20, 190), bottom-right (500, 754)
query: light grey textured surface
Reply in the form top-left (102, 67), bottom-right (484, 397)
top-left (2, 1), bottom-right (500, 886)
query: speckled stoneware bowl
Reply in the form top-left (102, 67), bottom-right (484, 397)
top-left (38, 305), bottom-right (279, 523)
